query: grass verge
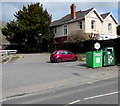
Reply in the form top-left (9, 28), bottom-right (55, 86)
top-left (2, 55), bottom-right (23, 63)
top-left (77, 53), bottom-right (86, 61)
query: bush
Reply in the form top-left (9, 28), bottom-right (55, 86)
top-left (67, 30), bottom-right (87, 42)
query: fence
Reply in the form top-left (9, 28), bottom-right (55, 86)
top-left (0, 50), bottom-right (17, 63)
top-left (0, 50), bottom-right (17, 55)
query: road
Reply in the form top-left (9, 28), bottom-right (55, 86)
top-left (2, 54), bottom-right (118, 101)
top-left (2, 77), bottom-right (119, 104)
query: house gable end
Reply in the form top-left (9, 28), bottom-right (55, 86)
top-left (104, 13), bottom-right (118, 24)
top-left (85, 8), bottom-right (103, 22)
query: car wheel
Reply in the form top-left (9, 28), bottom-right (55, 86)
top-left (73, 57), bottom-right (77, 61)
top-left (51, 60), bottom-right (55, 63)
top-left (56, 58), bottom-right (62, 63)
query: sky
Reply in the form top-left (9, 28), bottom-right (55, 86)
top-left (1, 1), bottom-right (120, 24)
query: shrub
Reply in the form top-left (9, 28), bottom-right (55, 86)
top-left (67, 30), bottom-right (87, 42)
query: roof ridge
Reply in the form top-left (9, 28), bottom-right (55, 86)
top-left (77, 7), bottom-right (94, 13)
top-left (51, 7), bottom-right (112, 27)
top-left (101, 12), bottom-right (111, 15)
top-left (100, 12), bottom-right (111, 19)
top-left (53, 7), bottom-right (94, 22)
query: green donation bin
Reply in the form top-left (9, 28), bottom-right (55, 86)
top-left (86, 51), bottom-right (103, 68)
top-left (102, 47), bottom-right (115, 66)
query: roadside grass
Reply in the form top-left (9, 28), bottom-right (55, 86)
top-left (2, 55), bottom-right (24, 63)
top-left (117, 64), bottom-right (120, 66)
top-left (76, 53), bottom-right (86, 61)
top-left (2, 57), bottom-right (10, 62)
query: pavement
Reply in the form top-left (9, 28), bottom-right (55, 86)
top-left (2, 53), bottom-right (119, 100)
top-left (3, 77), bottom-right (118, 104)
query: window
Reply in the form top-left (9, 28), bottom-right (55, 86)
top-left (63, 25), bottom-right (68, 35)
top-left (59, 51), bottom-right (65, 54)
top-left (66, 51), bottom-right (72, 55)
top-left (54, 27), bottom-right (57, 33)
top-left (59, 51), bottom-right (67, 54)
top-left (53, 27), bottom-right (57, 34)
top-left (79, 21), bottom-right (82, 29)
top-left (91, 20), bottom-right (95, 30)
top-left (108, 23), bottom-right (112, 32)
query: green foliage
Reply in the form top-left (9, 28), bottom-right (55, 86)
top-left (117, 25), bottom-right (120, 36)
top-left (2, 3), bottom-right (53, 52)
top-left (67, 30), bottom-right (87, 42)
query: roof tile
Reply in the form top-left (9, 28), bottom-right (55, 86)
top-left (50, 8), bottom-right (93, 27)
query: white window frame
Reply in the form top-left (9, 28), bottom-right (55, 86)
top-left (91, 20), bottom-right (96, 30)
top-left (108, 23), bottom-right (112, 32)
top-left (63, 25), bottom-right (68, 35)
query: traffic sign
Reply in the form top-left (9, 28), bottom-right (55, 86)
top-left (94, 42), bottom-right (100, 50)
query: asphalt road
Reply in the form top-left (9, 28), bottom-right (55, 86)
top-left (2, 60), bottom-right (98, 90)
top-left (2, 54), bottom-right (118, 100)
top-left (2, 77), bottom-right (119, 104)
top-left (2, 54), bottom-right (118, 89)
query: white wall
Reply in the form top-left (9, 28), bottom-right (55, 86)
top-left (54, 11), bottom-right (117, 38)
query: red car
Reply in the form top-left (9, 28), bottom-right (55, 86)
top-left (50, 50), bottom-right (78, 63)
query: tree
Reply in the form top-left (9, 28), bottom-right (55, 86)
top-left (67, 30), bottom-right (87, 42)
top-left (117, 25), bottom-right (120, 36)
top-left (2, 3), bottom-right (53, 52)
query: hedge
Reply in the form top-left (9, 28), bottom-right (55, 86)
top-left (49, 38), bottom-right (120, 64)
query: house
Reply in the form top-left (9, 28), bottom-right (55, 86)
top-left (0, 21), bottom-right (10, 50)
top-left (0, 31), bottom-right (10, 50)
top-left (50, 4), bottom-right (118, 42)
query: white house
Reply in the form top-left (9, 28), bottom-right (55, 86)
top-left (50, 4), bottom-right (118, 42)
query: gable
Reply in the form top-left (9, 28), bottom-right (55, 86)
top-left (86, 10), bottom-right (103, 23)
top-left (101, 12), bottom-right (110, 19)
top-left (105, 15), bottom-right (114, 21)
top-left (88, 11), bottom-right (98, 18)
top-left (85, 8), bottom-right (103, 22)
top-left (105, 14), bottom-right (118, 24)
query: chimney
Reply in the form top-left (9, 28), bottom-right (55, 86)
top-left (70, 4), bottom-right (76, 19)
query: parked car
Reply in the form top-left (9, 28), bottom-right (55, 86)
top-left (50, 50), bottom-right (78, 63)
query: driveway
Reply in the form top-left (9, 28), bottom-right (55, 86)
top-left (2, 53), bottom-right (118, 99)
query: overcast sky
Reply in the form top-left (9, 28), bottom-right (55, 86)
top-left (1, 1), bottom-right (120, 24)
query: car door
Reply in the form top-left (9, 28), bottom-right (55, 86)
top-left (59, 51), bottom-right (66, 61)
top-left (65, 51), bottom-right (73, 60)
